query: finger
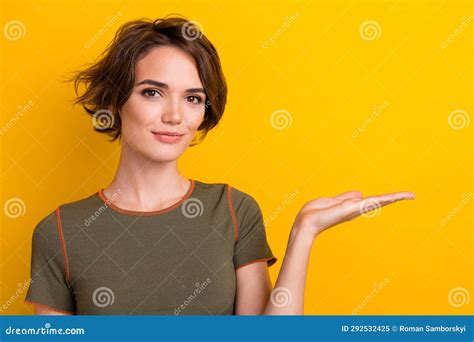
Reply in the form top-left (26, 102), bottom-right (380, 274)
top-left (344, 192), bottom-right (415, 219)
top-left (363, 191), bottom-right (416, 203)
top-left (334, 190), bottom-right (362, 201)
top-left (303, 197), bottom-right (341, 211)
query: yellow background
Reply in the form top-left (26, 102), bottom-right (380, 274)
top-left (1, 0), bottom-right (472, 314)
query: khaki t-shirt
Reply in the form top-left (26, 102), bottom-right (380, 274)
top-left (24, 180), bottom-right (277, 315)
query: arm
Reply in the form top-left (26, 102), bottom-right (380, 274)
top-left (234, 261), bottom-right (273, 315)
top-left (264, 190), bottom-right (415, 315)
top-left (33, 303), bottom-right (73, 315)
top-left (235, 189), bottom-right (415, 315)
top-left (262, 228), bottom-right (313, 314)
top-left (234, 234), bottom-right (313, 315)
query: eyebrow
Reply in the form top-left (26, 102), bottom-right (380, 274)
top-left (136, 79), bottom-right (205, 94)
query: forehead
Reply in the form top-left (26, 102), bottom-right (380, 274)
top-left (134, 45), bottom-right (202, 88)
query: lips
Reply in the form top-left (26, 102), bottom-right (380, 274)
top-left (152, 131), bottom-right (184, 136)
top-left (152, 131), bottom-right (185, 143)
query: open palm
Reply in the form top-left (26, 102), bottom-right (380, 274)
top-left (293, 190), bottom-right (416, 239)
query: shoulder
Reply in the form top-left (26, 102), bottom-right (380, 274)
top-left (193, 179), bottom-right (228, 195)
top-left (32, 209), bottom-right (58, 242)
top-left (33, 192), bottom-right (99, 236)
top-left (193, 179), bottom-right (260, 212)
top-left (57, 192), bottom-right (100, 215)
top-left (226, 183), bottom-right (262, 215)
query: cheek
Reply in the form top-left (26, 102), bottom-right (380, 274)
top-left (120, 94), bottom-right (157, 130)
top-left (185, 109), bottom-right (205, 132)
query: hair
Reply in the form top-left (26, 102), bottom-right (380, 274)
top-left (69, 15), bottom-right (227, 146)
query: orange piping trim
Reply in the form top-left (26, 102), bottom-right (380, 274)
top-left (24, 299), bottom-right (75, 314)
top-left (55, 207), bottom-right (71, 287)
top-left (235, 257), bottom-right (277, 270)
top-left (97, 179), bottom-right (195, 216)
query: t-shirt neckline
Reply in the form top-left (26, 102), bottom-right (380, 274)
top-left (97, 179), bottom-right (196, 216)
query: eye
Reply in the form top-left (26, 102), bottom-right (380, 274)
top-left (142, 89), bottom-right (161, 97)
top-left (186, 95), bottom-right (203, 104)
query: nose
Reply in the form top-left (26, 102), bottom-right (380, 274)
top-left (161, 97), bottom-right (183, 125)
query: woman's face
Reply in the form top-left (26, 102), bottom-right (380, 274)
top-left (119, 45), bottom-right (206, 162)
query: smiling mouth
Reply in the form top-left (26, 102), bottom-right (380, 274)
top-left (151, 131), bottom-right (185, 144)
top-left (151, 131), bottom-right (185, 136)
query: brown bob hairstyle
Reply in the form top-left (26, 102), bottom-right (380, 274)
top-left (70, 15), bottom-right (227, 146)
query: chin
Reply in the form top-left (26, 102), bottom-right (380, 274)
top-left (146, 145), bottom-right (187, 162)
top-left (125, 134), bottom-right (193, 162)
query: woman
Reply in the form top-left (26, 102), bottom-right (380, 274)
top-left (24, 16), bottom-right (415, 315)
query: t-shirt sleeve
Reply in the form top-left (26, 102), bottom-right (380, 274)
top-left (230, 186), bottom-right (277, 269)
top-left (24, 210), bottom-right (76, 313)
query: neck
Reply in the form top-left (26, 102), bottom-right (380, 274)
top-left (104, 143), bottom-right (190, 211)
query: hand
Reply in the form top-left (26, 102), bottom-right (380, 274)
top-left (291, 190), bottom-right (416, 241)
